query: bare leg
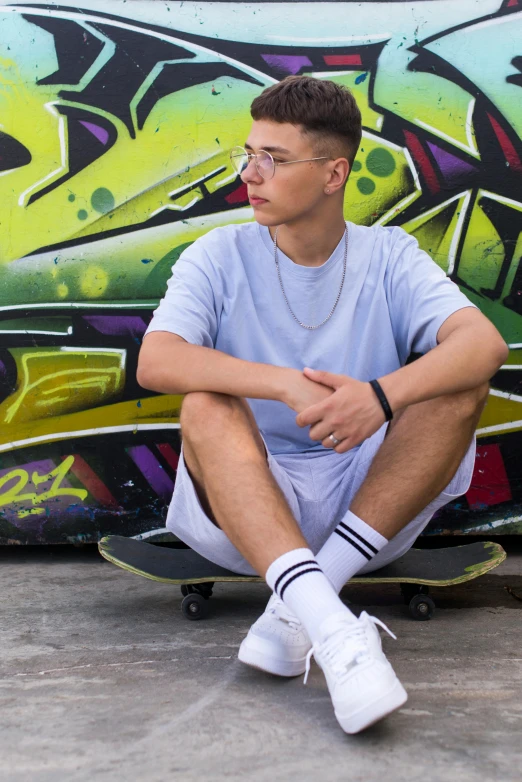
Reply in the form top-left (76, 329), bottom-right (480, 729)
top-left (350, 384), bottom-right (489, 539)
top-left (180, 391), bottom-right (308, 576)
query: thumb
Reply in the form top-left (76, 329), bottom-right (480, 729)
top-left (303, 367), bottom-right (344, 389)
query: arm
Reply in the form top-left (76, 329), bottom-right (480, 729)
top-left (378, 307), bottom-right (508, 411)
top-left (137, 331), bottom-right (334, 411)
top-left (296, 308), bottom-right (507, 452)
top-left (138, 331), bottom-right (289, 400)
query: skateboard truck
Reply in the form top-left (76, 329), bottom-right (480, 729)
top-left (177, 581), bottom-right (437, 621)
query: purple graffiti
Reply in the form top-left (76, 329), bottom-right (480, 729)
top-left (427, 142), bottom-right (477, 185)
top-left (127, 446), bottom-right (174, 499)
top-left (79, 121), bottom-right (110, 145)
top-left (83, 315), bottom-right (147, 337)
top-left (261, 55), bottom-right (313, 75)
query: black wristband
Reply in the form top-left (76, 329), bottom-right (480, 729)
top-left (369, 379), bottom-right (393, 422)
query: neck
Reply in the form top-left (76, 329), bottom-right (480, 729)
top-left (269, 206), bottom-right (346, 268)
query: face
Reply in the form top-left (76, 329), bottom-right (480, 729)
top-left (238, 120), bottom-right (338, 227)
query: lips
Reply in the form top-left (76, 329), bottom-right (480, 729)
top-left (249, 194), bottom-right (268, 205)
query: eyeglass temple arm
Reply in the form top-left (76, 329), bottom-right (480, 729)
top-left (278, 157), bottom-right (330, 165)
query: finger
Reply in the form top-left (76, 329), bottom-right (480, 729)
top-left (321, 433), bottom-right (344, 449)
top-left (296, 401), bottom-right (328, 428)
top-left (309, 421), bottom-right (336, 442)
top-left (335, 438), bottom-right (353, 454)
top-left (332, 434), bottom-right (356, 454)
top-left (303, 367), bottom-right (343, 389)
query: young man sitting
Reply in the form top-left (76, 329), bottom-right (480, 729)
top-left (137, 76), bottom-right (507, 734)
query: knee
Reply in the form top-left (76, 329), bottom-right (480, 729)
top-left (180, 391), bottom-right (242, 441)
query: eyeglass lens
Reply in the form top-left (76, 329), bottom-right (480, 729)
top-left (230, 148), bottom-right (275, 179)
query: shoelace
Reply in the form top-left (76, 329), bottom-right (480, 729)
top-left (303, 614), bottom-right (397, 685)
top-left (268, 598), bottom-right (301, 630)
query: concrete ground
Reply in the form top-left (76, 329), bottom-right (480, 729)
top-left (1, 540), bottom-right (521, 782)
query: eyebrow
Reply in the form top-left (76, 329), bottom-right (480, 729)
top-left (244, 142), bottom-right (292, 155)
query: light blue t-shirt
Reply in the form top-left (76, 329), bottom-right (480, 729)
top-left (146, 221), bottom-right (475, 455)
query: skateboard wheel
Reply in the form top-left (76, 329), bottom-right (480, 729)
top-left (408, 594), bottom-right (435, 621)
top-left (181, 593), bottom-right (209, 620)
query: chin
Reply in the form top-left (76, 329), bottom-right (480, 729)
top-left (252, 212), bottom-right (280, 227)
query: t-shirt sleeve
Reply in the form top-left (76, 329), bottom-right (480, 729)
top-left (386, 229), bottom-right (477, 363)
top-left (144, 240), bottom-right (223, 348)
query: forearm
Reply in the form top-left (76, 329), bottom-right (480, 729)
top-left (138, 333), bottom-right (296, 403)
top-left (379, 323), bottom-right (508, 412)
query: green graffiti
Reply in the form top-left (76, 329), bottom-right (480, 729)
top-left (366, 148), bottom-right (396, 177)
top-left (357, 177), bottom-right (376, 195)
top-left (91, 188), bottom-right (115, 214)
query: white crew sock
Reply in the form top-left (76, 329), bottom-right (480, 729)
top-left (265, 547), bottom-right (356, 644)
top-left (316, 510), bottom-right (388, 593)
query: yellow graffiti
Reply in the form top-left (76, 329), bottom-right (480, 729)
top-left (18, 508), bottom-right (45, 518)
top-left (2, 348), bottom-right (126, 424)
top-left (80, 265), bottom-right (109, 298)
top-left (0, 455), bottom-right (88, 513)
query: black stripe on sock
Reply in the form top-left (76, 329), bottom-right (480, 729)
top-left (274, 560), bottom-right (317, 595)
top-left (338, 522), bottom-right (379, 555)
top-left (334, 528), bottom-right (372, 560)
top-left (279, 567), bottom-right (323, 600)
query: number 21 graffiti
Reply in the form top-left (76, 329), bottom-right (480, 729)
top-left (0, 456), bottom-right (88, 519)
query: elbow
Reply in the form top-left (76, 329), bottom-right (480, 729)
top-left (137, 349), bottom-right (165, 393)
top-left (137, 352), bottom-right (183, 395)
top-left (136, 360), bottom-right (157, 392)
top-left (137, 334), bottom-right (186, 394)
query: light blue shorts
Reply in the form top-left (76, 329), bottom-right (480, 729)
top-left (165, 423), bottom-right (476, 576)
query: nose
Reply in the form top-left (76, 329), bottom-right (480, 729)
top-left (240, 157), bottom-right (263, 185)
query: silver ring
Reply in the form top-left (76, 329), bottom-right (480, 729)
top-left (328, 434), bottom-right (341, 446)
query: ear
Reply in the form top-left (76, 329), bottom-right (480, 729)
top-left (325, 157), bottom-right (350, 193)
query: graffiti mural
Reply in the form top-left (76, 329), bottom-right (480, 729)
top-left (1, 0), bottom-right (521, 543)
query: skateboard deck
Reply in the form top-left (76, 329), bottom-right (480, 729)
top-left (99, 536), bottom-right (505, 621)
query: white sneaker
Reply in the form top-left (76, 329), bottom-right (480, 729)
top-left (238, 594), bottom-right (312, 677)
top-left (305, 610), bottom-right (408, 734)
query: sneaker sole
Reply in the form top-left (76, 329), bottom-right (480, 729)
top-left (335, 678), bottom-right (408, 734)
top-left (238, 639), bottom-right (308, 677)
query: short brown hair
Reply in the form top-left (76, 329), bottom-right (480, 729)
top-left (250, 75), bottom-right (362, 167)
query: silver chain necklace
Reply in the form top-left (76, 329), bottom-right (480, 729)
top-left (273, 224), bottom-right (348, 330)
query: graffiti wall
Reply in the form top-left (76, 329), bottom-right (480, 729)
top-left (1, 0), bottom-right (521, 544)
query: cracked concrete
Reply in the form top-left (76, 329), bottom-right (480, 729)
top-left (1, 540), bottom-right (521, 782)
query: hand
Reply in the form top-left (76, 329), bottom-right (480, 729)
top-left (295, 368), bottom-right (386, 453)
top-left (284, 369), bottom-right (335, 414)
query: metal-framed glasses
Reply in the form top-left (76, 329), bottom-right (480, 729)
top-left (230, 145), bottom-right (330, 180)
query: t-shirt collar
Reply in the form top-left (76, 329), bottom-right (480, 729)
top-left (257, 222), bottom-right (348, 279)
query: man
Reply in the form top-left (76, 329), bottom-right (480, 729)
top-left (138, 76), bottom-right (508, 734)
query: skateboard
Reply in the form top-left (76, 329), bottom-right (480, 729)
top-left (98, 536), bottom-right (506, 621)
